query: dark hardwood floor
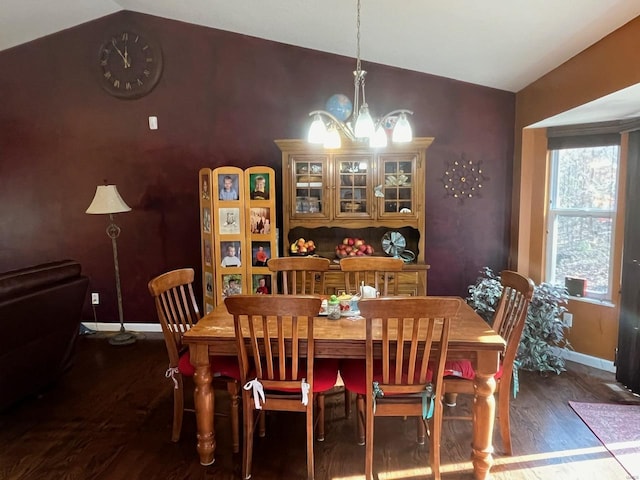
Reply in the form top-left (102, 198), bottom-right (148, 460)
top-left (1, 332), bottom-right (638, 480)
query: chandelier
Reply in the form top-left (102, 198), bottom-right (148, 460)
top-left (307, 0), bottom-right (413, 149)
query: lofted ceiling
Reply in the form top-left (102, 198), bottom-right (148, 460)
top-left (2, 0), bottom-right (640, 125)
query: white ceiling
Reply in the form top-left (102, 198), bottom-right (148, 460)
top-left (2, 0), bottom-right (640, 124)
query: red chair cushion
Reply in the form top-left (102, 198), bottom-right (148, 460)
top-left (443, 359), bottom-right (504, 381)
top-left (248, 359), bottom-right (339, 393)
top-left (340, 359), bottom-right (435, 395)
top-left (178, 351), bottom-right (241, 380)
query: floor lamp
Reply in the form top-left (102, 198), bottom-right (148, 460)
top-left (86, 184), bottom-right (135, 346)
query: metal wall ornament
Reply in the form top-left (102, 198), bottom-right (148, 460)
top-left (441, 154), bottom-right (488, 202)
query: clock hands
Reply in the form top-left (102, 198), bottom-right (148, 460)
top-left (111, 39), bottom-right (131, 68)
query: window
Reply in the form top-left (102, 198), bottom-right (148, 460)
top-left (546, 142), bottom-right (620, 301)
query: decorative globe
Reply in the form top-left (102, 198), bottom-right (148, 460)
top-left (325, 94), bottom-right (353, 122)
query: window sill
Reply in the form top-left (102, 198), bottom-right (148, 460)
top-left (567, 296), bottom-right (615, 308)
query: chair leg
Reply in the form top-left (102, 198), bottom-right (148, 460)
top-left (242, 394), bottom-right (255, 480)
top-left (444, 392), bottom-right (458, 407)
top-left (416, 416), bottom-right (426, 445)
top-left (498, 384), bottom-right (513, 455)
top-left (227, 380), bottom-right (240, 454)
top-left (364, 392), bottom-right (374, 480)
top-left (171, 375), bottom-right (184, 442)
top-left (258, 410), bottom-right (266, 437)
top-left (316, 393), bottom-right (325, 442)
top-left (344, 388), bottom-right (352, 418)
top-left (307, 396), bottom-right (315, 480)
top-left (356, 394), bottom-right (365, 446)
top-left (429, 401), bottom-right (443, 480)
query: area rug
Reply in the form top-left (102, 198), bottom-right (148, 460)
top-left (569, 401), bottom-right (640, 479)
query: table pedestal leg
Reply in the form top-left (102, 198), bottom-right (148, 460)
top-left (191, 344), bottom-right (215, 466)
top-left (472, 371), bottom-right (496, 480)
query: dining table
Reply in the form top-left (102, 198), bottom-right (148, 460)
top-left (183, 297), bottom-right (506, 480)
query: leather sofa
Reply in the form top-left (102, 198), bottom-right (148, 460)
top-left (0, 259), bottom-right (89, 411)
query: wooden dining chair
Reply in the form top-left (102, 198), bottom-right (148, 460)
top-left (339, 297), bottom-right (460, 480)
top-left (339, 256), bottom-right (405, 418)
top-left (267, 256), bottom-right (334, 438)
top-left (339, 256), bottom-right (404, 296)
top-left (225, 295), bottom-right (339, 480)
top-left (267, 256), bottom-right (331, 294)
top-left (443, 270), bottom-right (534, 455)
top-left (148, 268), bottom-right (241, 452)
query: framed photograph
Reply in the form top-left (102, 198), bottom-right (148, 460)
top-left (204, 302), bottom-right (214, 314)
top-left (202, 207), bottom-right (211, 233)
top-left (218, 173), bottom-right (239, 201)
top-left (253, 274), bottom-right (271, 295)
top-left (218, 207), bottom-right (240, 235)
top-left (204, 239), bottom-right (212, 266)
top-left (252, 241), bottom-right (271, 266)
top-left (201, 174), bottom-right (210, 200)
top-left (249, 173), bottom-right (270, 200)
top-left (204, 272), bottom-right (213, 298)
top-left (222, 274), bottom-right (242, 298)
top-left (250, 207), bottom-right (271, 234)
top-left (220, 241), bottom-right (242, 267)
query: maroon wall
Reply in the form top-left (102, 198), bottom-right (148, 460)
top-left (0, 11), bottom-right (514, 323)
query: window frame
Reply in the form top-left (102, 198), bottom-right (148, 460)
top-left (545, 144), bottom-right (620, 301)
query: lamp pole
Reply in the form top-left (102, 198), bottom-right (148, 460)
top-left (106, 214), bottom-right (135, 345)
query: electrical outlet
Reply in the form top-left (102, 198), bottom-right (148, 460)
top-left (563, 312), bottom-right (573, 328)
top-left (91, 292), bottom-right (100, 305)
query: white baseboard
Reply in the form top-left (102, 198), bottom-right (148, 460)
top-left (82, 322), bottom-right (162, 333)
top-left (551, 346), bottom-right (616, 373)
top-left (82, 322), bottom-right (617, 373)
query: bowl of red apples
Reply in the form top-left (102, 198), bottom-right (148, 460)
top-left (335, 237), bottom-right (374, 258)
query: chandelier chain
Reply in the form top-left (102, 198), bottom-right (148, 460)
top-left (356, 0), bottom-right (361, 73)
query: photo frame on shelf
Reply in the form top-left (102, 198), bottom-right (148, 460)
top-left (218, 173), bottom-right (240, 201)
top-left (250, 207), bottom-right (271, 234)
top-left (252, 241), bottom-right (271, 266)
top-left (249, 173), bottom-right (270, 200)
top-left (204, 272), bottom-right (213, 298)
top-left (220, 241), bottom-right (242, 267)
top-left (201, 174), bottom-right (211, 200)
top-left (218, 207), bottom-right (240, 235)
top-left (204, 303), bottom-right (214, 314)
top-left (222, 274), bottom-right (242, 298)
top-left (204, 239), bottom-right (212, 266)
top-left (253, 274), bottom-right (271, 295)
top-left (202, 207), bottom-right (211, 233)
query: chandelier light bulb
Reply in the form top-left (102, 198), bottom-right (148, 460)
top-left (392, 112), bottom-right (413, 143)
top-left (324, 124), bottom-right (342, 149)
top-left (354, 104), bottom-right (375, 139)
top-left (370, 125), bottom-right (388, 148)
top-left (308, 114), bottom-right (327, 144)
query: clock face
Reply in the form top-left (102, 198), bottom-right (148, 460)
top-left (99, 30), bottom-right (163, 99)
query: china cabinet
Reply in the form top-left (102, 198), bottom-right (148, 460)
top-left (275, 138), bottom-right (433, 295)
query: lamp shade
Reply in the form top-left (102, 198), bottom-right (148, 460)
top-left (86, 185), bottom-right (131, 214)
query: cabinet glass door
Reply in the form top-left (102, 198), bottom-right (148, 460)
top-left (292, 155), bottom-right (327, 218)
top-left (379, 155), bottom-right (416, 216)
top-left (336, 155), bottom-right (373, 218)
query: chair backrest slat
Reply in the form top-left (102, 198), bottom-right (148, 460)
top-left (148, 268), bottom-right (201, 367)
top-left (360, 297), bottom-right (460, 393)
top-left (225, 295), bottom-right (322, 387)
top-left (339, 257), bottom-right (404, 296)
top-left (268, 257), bottom-right (331, 295)
top-left (493, 271), bottom-right (535, 371)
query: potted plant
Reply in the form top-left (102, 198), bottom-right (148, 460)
top-left (467, 268), bottom-right (572, 375)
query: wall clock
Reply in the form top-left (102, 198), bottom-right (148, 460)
top-left (98, 29), bottom-right (163, 99)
